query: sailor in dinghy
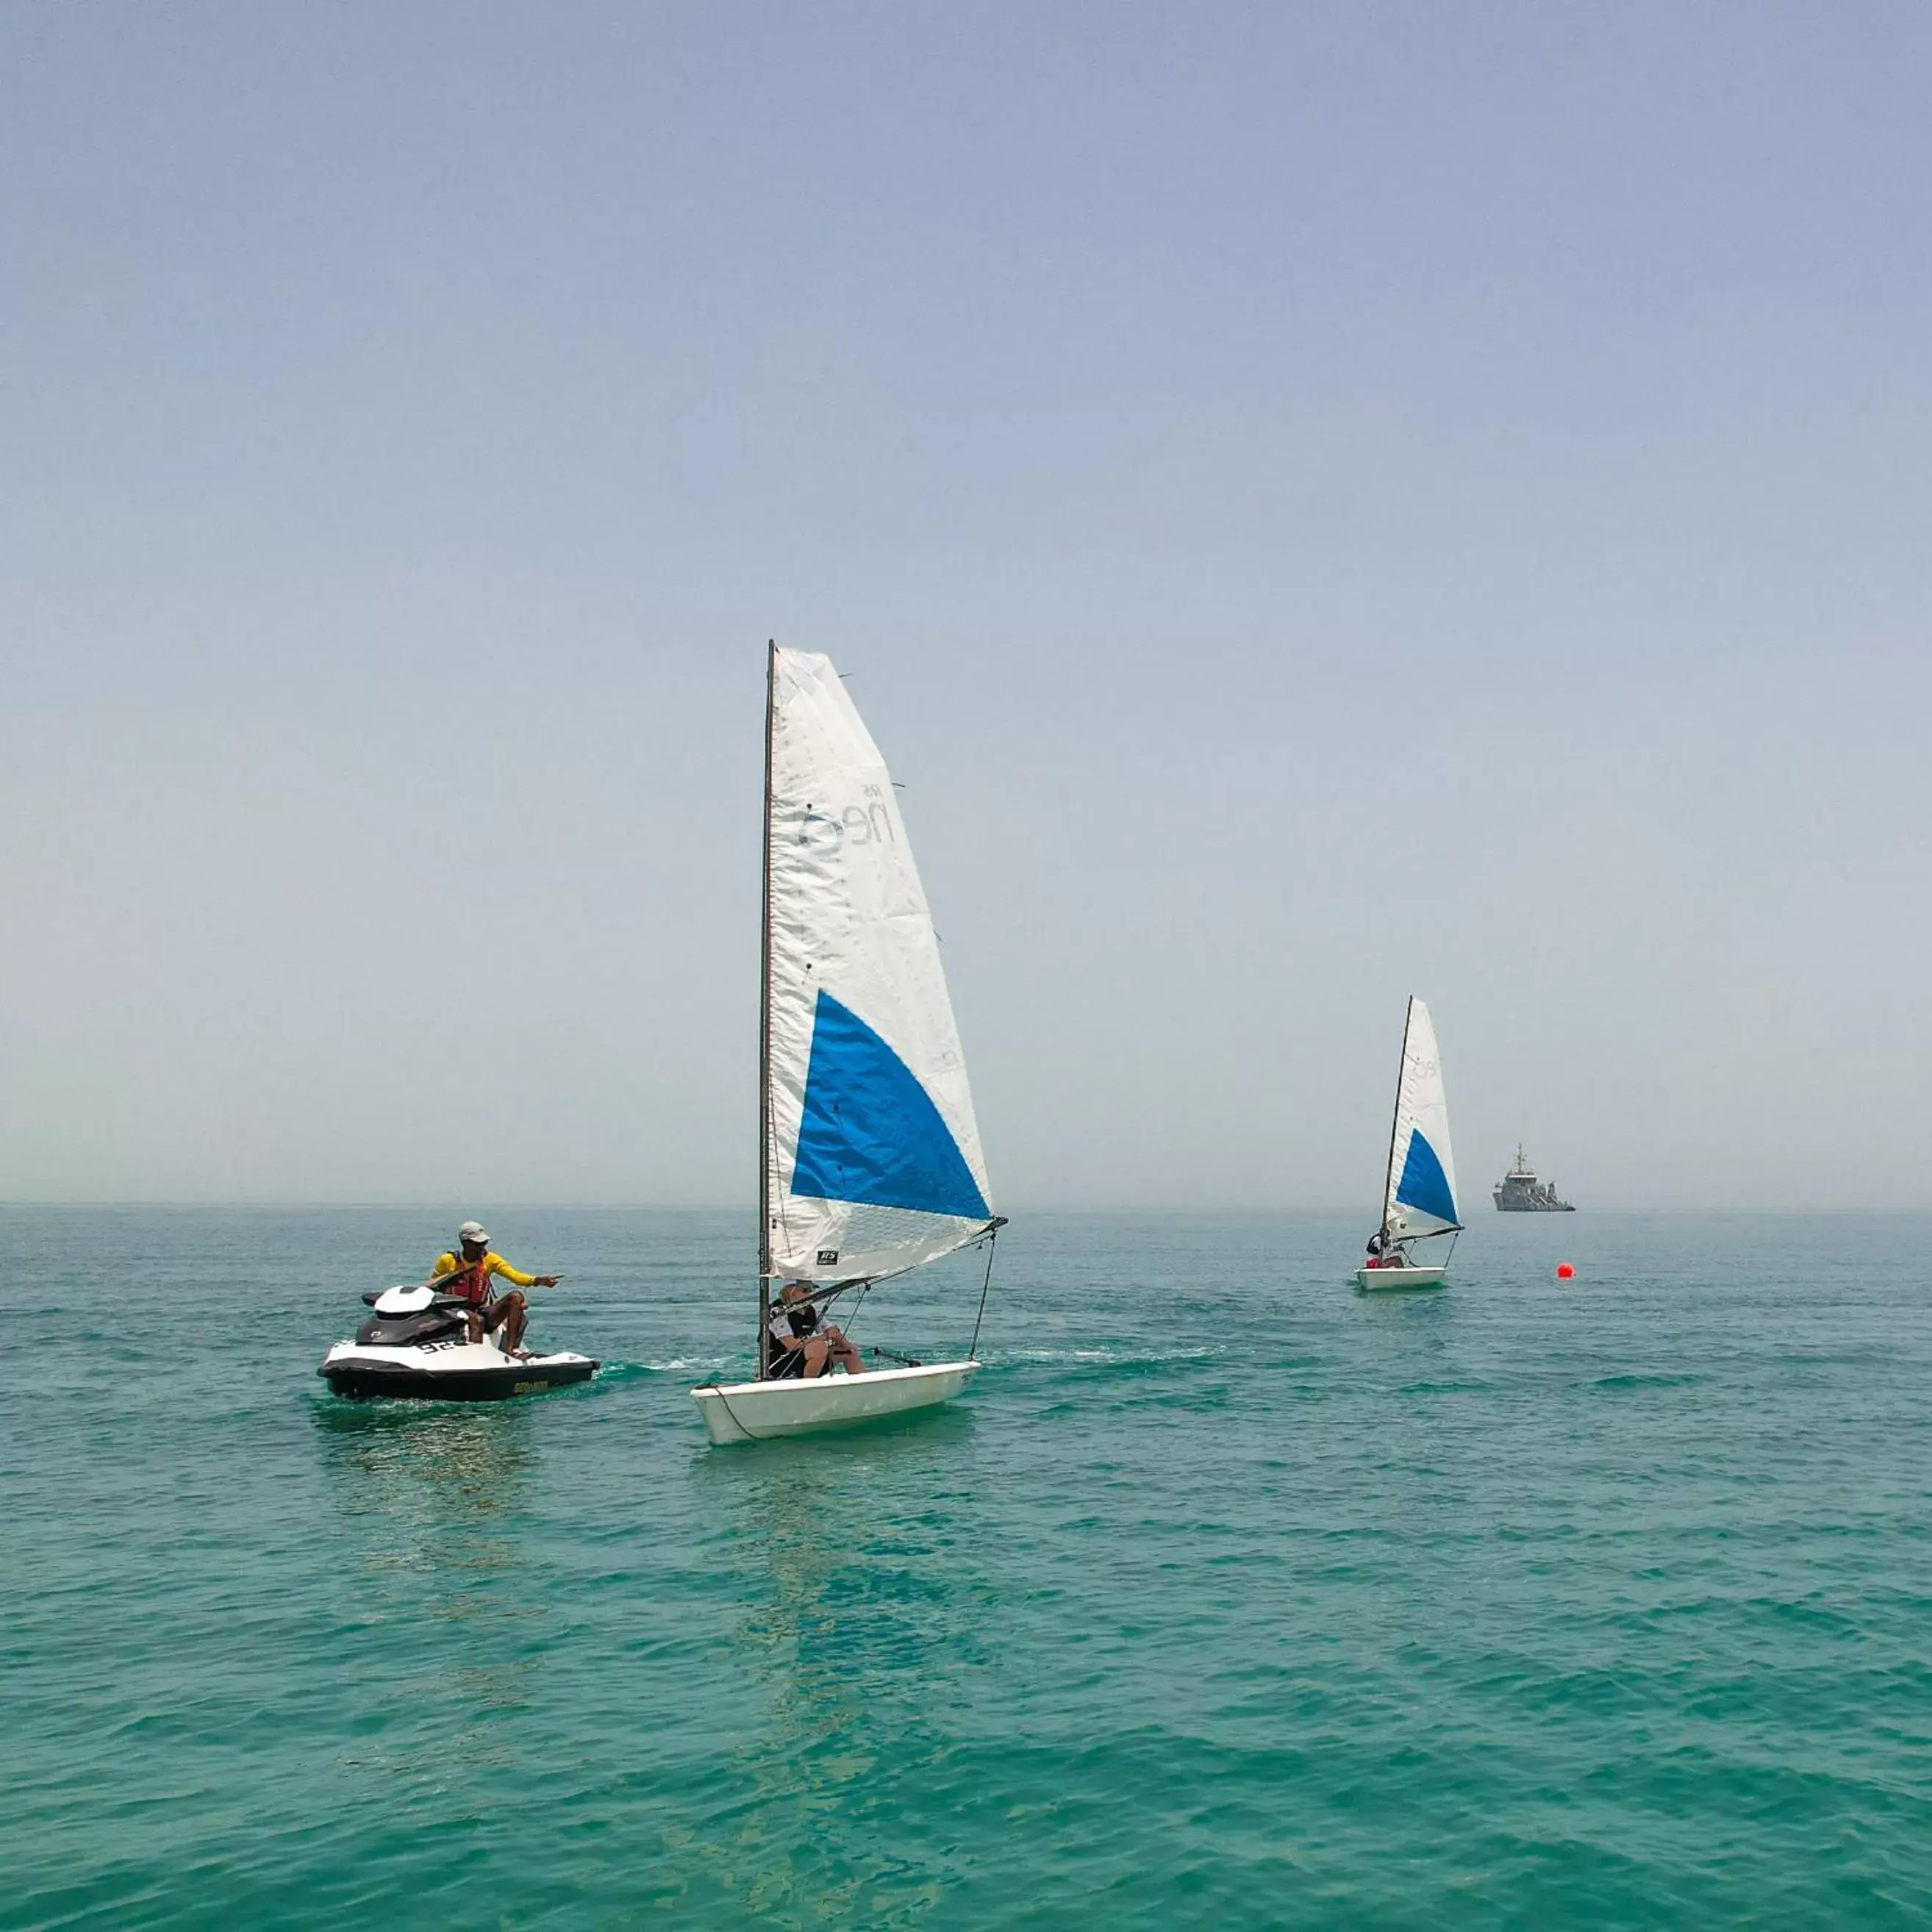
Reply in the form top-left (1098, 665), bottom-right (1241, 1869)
top-left (1362, 1228), bottom-right (1410, 1273)
top-left (691, 643), bottom-right (1006, 1446)
top-left (1354, 997), bottom-right (1464, 1291)
top-left (767, 1280), bottom-right (868, 1379)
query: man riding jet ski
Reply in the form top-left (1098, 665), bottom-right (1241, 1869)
top-left (317, 1220), bottom-right (598, 1401)
top-left (432, 1220), bottom-right (559, 1357)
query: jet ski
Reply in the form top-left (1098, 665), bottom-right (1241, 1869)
top-left (318, 1285), bottom-right (599, 1401)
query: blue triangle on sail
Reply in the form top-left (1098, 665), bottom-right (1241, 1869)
top-left (791, 990), bottom-right (990, 1221)
top-left (1395, 1129), bottom-right (1457, 1225)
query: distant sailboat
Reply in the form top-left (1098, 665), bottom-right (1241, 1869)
top-left (692, 644), bottom-right (1004, 1445)
top-left (1354, 997), bottom-right (1463, 1291)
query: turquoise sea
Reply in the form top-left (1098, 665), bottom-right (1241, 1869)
top-left (4, 1207), bottom-right (1929, 1928)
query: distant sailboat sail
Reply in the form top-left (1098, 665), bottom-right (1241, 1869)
top-left (764, 648), bottom-right (995, 1284)
top-left (1381, 997), bottom-right (1461, 1242)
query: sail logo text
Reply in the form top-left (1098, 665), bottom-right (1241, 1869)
top-left (794, 785), bottom-right (898, 851)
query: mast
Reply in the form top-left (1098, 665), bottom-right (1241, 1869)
top-left (1379, 995), bottom-right (1414, 1247)
top-left (756, 640), bottom-right (776, 1377)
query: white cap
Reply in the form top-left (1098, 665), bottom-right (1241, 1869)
top-left (457, 1220), bottom-right (490, 1246)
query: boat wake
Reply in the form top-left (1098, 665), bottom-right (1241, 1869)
top-left (605, 1357), bottom-right (730, 1378)
top-left (1591, 1370), bottom-right (1706, 1392)
top-left (996, 1345), bottom-right (1227, 1370)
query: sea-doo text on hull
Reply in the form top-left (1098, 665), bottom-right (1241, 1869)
top-left (318, 1286), bottom-right (598, 1401)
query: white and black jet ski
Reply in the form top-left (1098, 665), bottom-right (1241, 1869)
top-left (318, 1285), bottom-right (599, 1401)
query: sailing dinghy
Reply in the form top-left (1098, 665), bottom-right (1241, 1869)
top-left (1355, 997), bottom-right (1463, 1291)
top-left (692, 645), bottom-right (1003, 1445)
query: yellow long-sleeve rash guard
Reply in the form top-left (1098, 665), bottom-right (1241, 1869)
top-left (431, 1251), bottom-right (537, 1290)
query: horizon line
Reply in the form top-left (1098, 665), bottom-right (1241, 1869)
top-left (0, 1198), bottom-right (1911, 1218)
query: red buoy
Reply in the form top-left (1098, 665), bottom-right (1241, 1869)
top-left (1556, 1262), bottom-right (1575, 1280)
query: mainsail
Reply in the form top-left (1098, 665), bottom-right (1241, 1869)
top-left (762, 647), bottom-right (995, 1284)
top-left (1381, 997), bottom-right (1461, 1241)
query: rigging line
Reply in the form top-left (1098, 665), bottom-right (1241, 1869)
top-left (967, 1224), bottom-right (1000, 1359)
top-left (840, 1282), bottom-right (871, 1345)
top-left (837, 1281), bottom-right (933, 1364)
top-left (787, 1278), bottom-right (867, 1311)
top-left (841, 1284), bottom-right (928, 1369)
top-left (706, 1385), bottom-right (777, 1443)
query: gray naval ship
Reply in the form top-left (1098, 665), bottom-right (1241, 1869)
top-left (1494, 1145), bottom-right (1575, 1212)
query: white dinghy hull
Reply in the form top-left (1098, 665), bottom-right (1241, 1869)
top-left (692, 1361), bottom-right (979, 1446)
top-left (1353, 1264), bottom-right (1448, 1292)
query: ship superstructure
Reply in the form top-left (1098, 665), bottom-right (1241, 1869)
top-left (1493, 1145), bottom-right (1575, 1212)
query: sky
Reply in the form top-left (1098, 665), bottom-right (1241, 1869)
top-left (3, 1), bottom-right (1928, 1210)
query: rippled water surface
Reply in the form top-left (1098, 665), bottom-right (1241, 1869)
top-left (5, 1207), bottom-right (1930, 1928)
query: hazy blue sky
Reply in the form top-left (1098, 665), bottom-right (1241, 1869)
top-left (4, 2), bottom-right (1928, 1209)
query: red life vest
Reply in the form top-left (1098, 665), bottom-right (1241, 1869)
top-left (446, 1257), bottom-right (493, 1305)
